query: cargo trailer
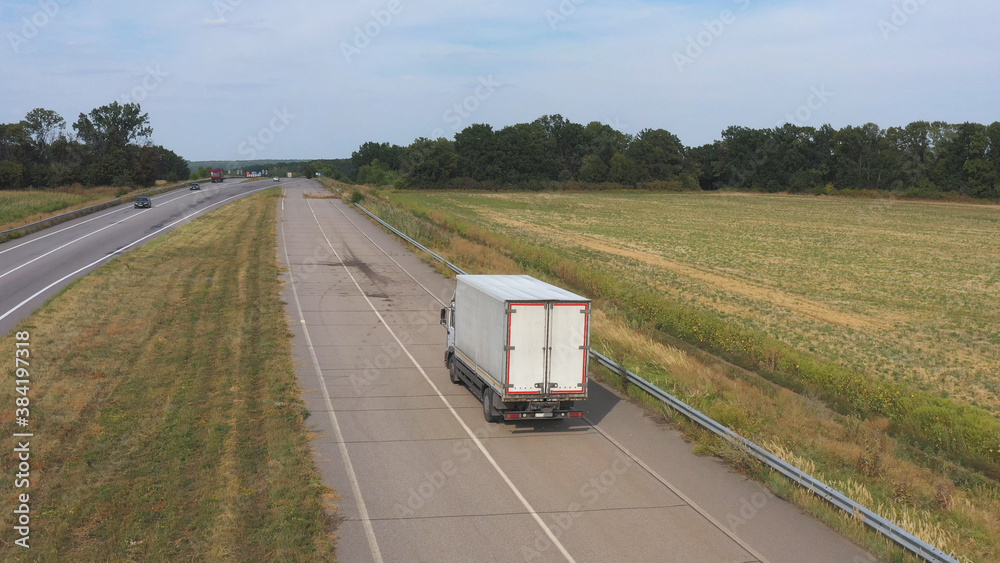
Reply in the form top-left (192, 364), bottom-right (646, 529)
top-left (441, 275), bottom-right (590, 422)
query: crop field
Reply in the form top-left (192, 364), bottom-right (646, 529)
top-left (357, 185), bottom-right (1000, 561)
top-left (0, 190), bottom-right (101, 229)
top-left (389, 191), bottom-right (1000, 414)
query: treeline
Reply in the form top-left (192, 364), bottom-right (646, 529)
top-left (0, 103), bottom-right (189, 190)
top-left (187, 160), bottom-right (354, 182)
top-left (347, 115), bottom-right (1000, 199)
top-left (696, 121), bottom-right (1000, 198)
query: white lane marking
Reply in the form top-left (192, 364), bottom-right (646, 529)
top-left (304, 195), bottom-right (576, 563)
top-left (327, 199), bottom-right (447, 307)
top-left (280, 193), bottom-right (384, 563)
top-left (585, 421), bottom-right (769, 563)
top-left (1, 189), bottom-right (223, 278)
top-left (0, 184), bottom-right (213, 256)
top-left (0, 209), bottom-right (150, 280)
top-left (0, 186), bottom-right (272, 323)
top-left (324, 192), bottom-right (771, 562)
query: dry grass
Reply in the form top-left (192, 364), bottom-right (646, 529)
top-left (353, 186), bottom-right (1000, 563)
top-left (0, 184), bottom-right (193, 232)
top-left (393, 191), bottom-right (1000, 414)
top-left (0, 188), bottom-right (336, 560)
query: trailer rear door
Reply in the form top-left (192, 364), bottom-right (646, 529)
top-left (505, 304), bottom-right (546, 395)
top-left (548, 303), bottom-right (589, 394)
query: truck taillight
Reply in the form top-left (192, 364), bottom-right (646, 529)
top-left (568, 412), bottom-right (584, 418)
top-left (504, 413), bottom-right (523, 420)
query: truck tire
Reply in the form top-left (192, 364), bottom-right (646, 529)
top-left (482, 387), bottom-right (500, 423)
top-left (448, 358), bottom-right (461, 385)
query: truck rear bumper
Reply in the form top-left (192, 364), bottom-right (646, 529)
top-left (503, 410), bottom-right (584, 421)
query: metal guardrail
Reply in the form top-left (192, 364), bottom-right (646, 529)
top-left (333, 186), bottom-right (957, 563)
top-left (0, 180), bottom-right (205, 241)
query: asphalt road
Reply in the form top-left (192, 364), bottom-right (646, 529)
top-left (279, 182), bottom-right (878, 563)
top-left (0, 177), bottom-right (287, 335)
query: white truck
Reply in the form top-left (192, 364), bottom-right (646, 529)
top-left (441, 275), bottom-right (591, 422)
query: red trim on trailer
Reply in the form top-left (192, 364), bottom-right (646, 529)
top-left (506, 303), bottom-right (546, 394)
top-left (552, 302), bottom-right (589, 391)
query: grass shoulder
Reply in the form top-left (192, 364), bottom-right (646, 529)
top-left (0, 188), bottom-right (336, 560)
top-left (0, 180), bottom-right (208, 233)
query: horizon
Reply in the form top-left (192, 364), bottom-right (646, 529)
top-left (3, 1), bottom-right (998, 161)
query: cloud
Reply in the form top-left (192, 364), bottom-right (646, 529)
top-left (2, 0), bottom-right (998, 159)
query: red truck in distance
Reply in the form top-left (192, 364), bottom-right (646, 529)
top-left (210, 168), bottom-right (225, 183)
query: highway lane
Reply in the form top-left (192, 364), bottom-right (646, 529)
top-left (0, 177), bottom-right (290, 335)
top-left (279, 182), bottom-right (877, 563)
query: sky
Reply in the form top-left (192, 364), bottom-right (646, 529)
top-left (1, 0), bottom-right (998, 161)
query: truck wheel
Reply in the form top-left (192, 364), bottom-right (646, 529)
top-left (448, 359), bottom-right (461, 385)
top-left (482, 387), bottom-right (500, 423)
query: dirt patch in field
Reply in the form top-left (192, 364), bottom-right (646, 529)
top-left (492, 216), bottom-right (888, 330)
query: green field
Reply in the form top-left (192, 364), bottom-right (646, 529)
top-left (391, 191), bottom-right (1000, 413)
top-left (0, 190), bottom-right (102, 229)
top-left (352, 185), bottom-right (1000, 561)
top-left (0, 189), bottom-right (336, 560)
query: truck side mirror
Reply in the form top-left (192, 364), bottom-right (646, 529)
top-left (440, 308), bottom-right (447, 327)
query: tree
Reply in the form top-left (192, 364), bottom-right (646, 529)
top-left (401, 137), bottom-right (458, 188)
top-left (720, 125), bottom-right (771, 189)
top-left (584, 121), bottom-right (631, 165)
top-left (356, 159), bottom-right (397, 186)
top-left (0, 123), bottom-right (30, 163)
top-left (0, 160), bottom-right (26, 189)
top-left (73, 102), bottom-right (152, 159)
top-left (627, 128), bottom-right (688, 182)
top-left (20, 108), bottom-right (65, 162)
top-left (534, 115), bottom-right (589, 179)
top-left (578, 154), bottom-right (608, 183)
top-left (454, 123), bottom-right (498, 181)
top-left (832, 123), bottom-right (891, 190)
top-left (607, 152), bottom-right (637, 185)
top-left (351, 141), bottom-right (403, 177)
top-left (494, 123), bottom-right (558, 182)
top-left (689, 142), bottom-right (724, 190)
top-left (155, 146), bottom-right (190, 183)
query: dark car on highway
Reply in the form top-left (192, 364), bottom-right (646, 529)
top-left (189, 183), bottom-right (200, 190)
top-left (134, 197), bottom-right (152, 209)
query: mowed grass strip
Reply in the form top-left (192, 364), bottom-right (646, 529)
top-left (0, 190), bottom-right (100, 229)
top-left (0, 188), bottom-right (336, 560)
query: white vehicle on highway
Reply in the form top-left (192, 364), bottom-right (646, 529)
top-left (442, 275), bottom-right (590, 422)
